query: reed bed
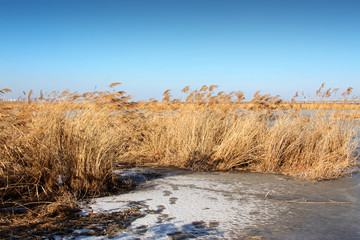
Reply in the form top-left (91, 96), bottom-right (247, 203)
top-left (0, 83), bottom-right (359, 207)
top-left (0, 104), bottom-right (129, 203)
top-left (119, 109), bottom-right (358, 180)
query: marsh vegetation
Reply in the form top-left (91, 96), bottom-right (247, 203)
top-left (0, 83), bottom-right (359, 237)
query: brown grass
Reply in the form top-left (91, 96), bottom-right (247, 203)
top-left (0, 83), bottom-right (359, 228)
top-left (0, 193), bottom-right (142, 239)
top-left (117, 109), bottom-right (357, 180)
top-left (0, 101), bottom-right (132, 204)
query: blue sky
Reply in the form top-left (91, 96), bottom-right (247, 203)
top-left (0, 0), bottom-right (359, 100)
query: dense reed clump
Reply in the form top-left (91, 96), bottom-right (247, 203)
top-left (120, 109), bottom-right (357, 180)
top-left (0, 83), bottom-right (359, 207)
top-left (117, 84), bottom-right (359, 180)
top-left (257, 112), bottom-right (358, 179)
top-left (0, 86), bottom-right (133, 204)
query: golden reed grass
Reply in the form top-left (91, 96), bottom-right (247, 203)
top-left (0, 83), bottom-right (359, 206)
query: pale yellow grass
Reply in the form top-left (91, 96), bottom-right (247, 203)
top-left (0, 83), bottom-right (359, 207)
top-left (119, 109), bottom-right (357, 180)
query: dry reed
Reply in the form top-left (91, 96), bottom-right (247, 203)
top-left (0, 83), bottom-right (359, 207)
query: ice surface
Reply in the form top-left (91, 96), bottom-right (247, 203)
top-left (78, 171), bottom-right (285, 239)
top-left (60, 169), bottom-right (360, 239)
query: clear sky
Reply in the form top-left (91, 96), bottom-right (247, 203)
top-left (1, 0), bottom-right (359, 101)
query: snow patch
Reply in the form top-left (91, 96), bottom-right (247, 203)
top-left (78, 172), bottom-right (285, 239)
